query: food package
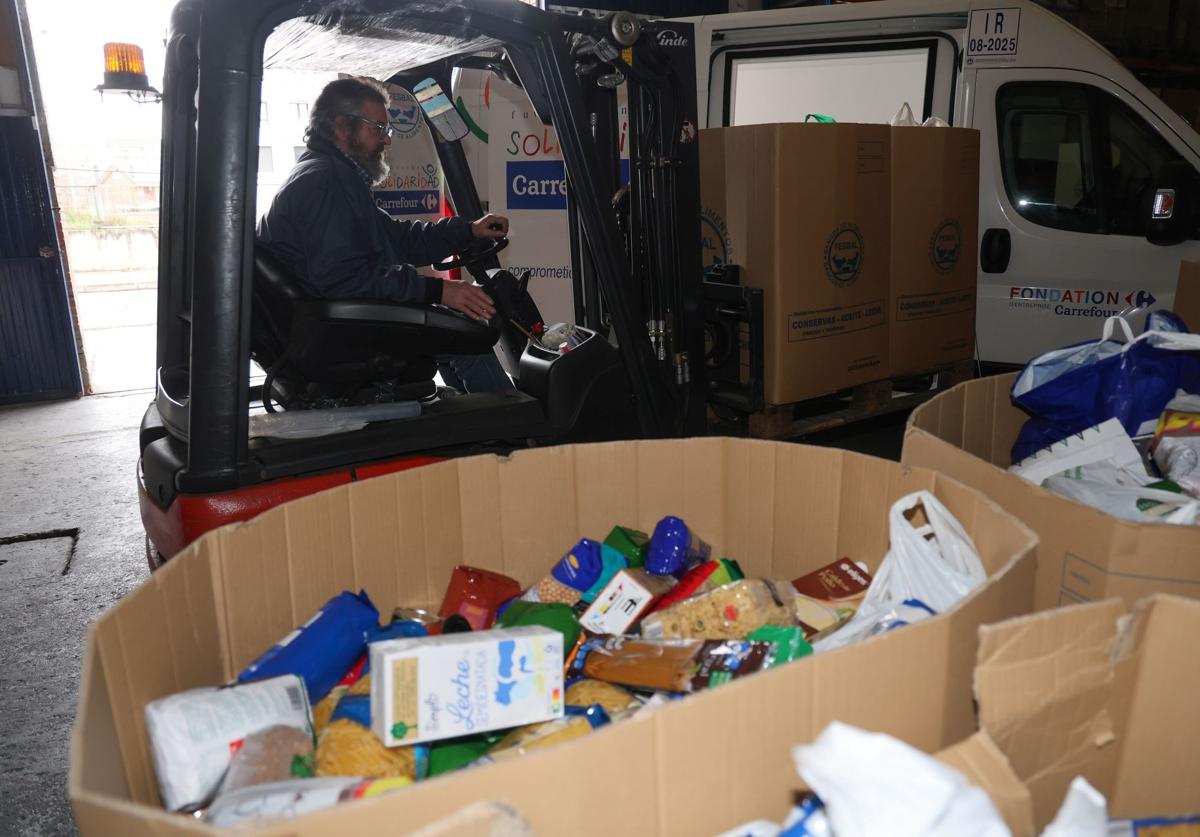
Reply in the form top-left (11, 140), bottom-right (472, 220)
top-left (205, 777), bottom-right (412, 828)
top-left (370, 626), bottom-right (564, 746)
top-left (564, 679), bottom-right (641, 716)
top-left (603, 525), bottom-right (650, 568)
top-left (574, 637), bottom-right (777, 693)
top-left (144, 674), bottom-right (312, 811)
top-left (520, 539), bottom-right (609, 605)
top-left (789, 559), bottom-right (874, 640)
top-left (237, 590), bottom-right (379, 703)
top-left (650, 558), bottom-right (744, 613)
top-left (495, 601), bottom-right (582, 651)
top-left (220, 725), bottom-right (315, 795)
top-left (312, 657), bottom-right (366, 735)
top-left (746, 625), bottom-right (813, 666)
top-left (578, 568), bottom-right (675, 635)
top-left (646, 516), bottom-right (712, 576)
top-left (316, 718), bottom-right (419, 779)
top-left (640, 579), bottom-right (795, 641)
top-left (1150, 393), bottom-right (1200, 497)
top-left (438, 566), bottom-right (523, 630)
top-left (473, 709), bottom-right (604, 765)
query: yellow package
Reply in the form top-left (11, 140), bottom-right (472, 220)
top-left (315, 716), bottom-right (415, 780)
top-left (484, 716), bottom-right (593, 763)
top-left (640, 579), bottom-right (794, 640)
top-left (564, 679), bottom-right (640, 717)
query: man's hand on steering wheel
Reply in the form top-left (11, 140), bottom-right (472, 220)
top-left (441, 280), bottom-right (496, 322)
top-left (432, 214), bottom-right (511, 272)
top-left (471, 213), bottom-right (509, 240)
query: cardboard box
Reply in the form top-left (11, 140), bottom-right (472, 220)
top-left (71, 438), bottom-right (1036, 835)
top-left (1174, 259), bottom-right (1200, 327)
top-left (954, 595), bottom-right (1200, 832)
top-left (903, 374), bottom-right (1200, 611)
top-left (889, 127), bottom-right (980, 375)
top-left (701, 124), bottom-right (890, 405)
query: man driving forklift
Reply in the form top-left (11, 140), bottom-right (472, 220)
top-left (257, 76), bottom-right (514, 393)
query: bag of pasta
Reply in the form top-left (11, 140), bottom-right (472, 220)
top-left (639, 578), bottom-right (794, 640)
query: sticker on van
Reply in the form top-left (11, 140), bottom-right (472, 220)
top-left (966, 9), bottom-right (1021, 65)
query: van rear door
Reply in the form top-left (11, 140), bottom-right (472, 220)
top-left (971, 67), bottom-right (1200, 364)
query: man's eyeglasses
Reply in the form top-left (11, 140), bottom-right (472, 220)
top-left (343, 113), bottom-right (394, 138)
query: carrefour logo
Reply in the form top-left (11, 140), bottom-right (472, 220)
top-left (507, 160), bottom-right (567, 210)
top-left (929, 220), bottom-right (961, 272)
top-left (824, 224), bottom-right (864, 287)
top-left (375, 190), bottom-right (440, 216)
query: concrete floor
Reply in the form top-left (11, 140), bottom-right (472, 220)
top-left (0, 390), bottom-right (151, 837)
top-left (0, 382), bottom-right (907, 837)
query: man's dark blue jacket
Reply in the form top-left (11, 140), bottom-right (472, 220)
top-left (257, 134), bottom-right (473, 305)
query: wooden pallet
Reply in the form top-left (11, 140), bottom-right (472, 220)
top-left (715, 359), bottom-right (976, 441)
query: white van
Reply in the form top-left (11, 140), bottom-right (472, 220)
top-left (682, 0), bottom-right (1200, 365)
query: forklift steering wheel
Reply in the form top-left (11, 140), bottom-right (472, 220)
top-left (432, 237), bottom-right (509, 272)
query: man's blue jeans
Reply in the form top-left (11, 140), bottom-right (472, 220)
top-left (436, 352), bottom-right (514, 393)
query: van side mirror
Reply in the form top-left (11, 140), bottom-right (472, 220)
top-left (1146, 160), bottom-right (1199, 246)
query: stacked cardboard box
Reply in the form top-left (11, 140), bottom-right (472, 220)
top-left (700, 122), bottom-right (980, 406)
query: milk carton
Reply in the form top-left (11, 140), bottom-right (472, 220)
top-left (370, 627), bottom-right (564, 747)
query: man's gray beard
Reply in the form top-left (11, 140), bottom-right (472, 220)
top-left (362, 152), bottom-right (390, 187)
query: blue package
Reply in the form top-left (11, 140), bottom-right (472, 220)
top-left (646, 516), bottom-right (711, 576)
top-left (330, 693), bottom-right (372, 727)
top-left (360, 618), bottom-right (429, 676)
top-left (237, 589), bottom-right (379, 702)
top-left (564, 703), bottom-right (611, 728)
top-left (550, 538), bottom-right (606, 593)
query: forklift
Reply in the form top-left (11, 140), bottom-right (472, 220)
top-left (126, 0), bottom-right (708, 565)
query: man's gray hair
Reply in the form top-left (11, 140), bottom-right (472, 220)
top-left (306, 76), bottom-right (389, 142)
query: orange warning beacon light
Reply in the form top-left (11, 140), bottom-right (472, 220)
top-left (96, 42), bottom-right (160, 103)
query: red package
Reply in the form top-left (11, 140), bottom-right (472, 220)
top-left (438, 566), bottom-right (523, 630)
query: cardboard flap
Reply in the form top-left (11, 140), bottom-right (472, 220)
top-left (1174, 260), bottom-right (1200, 327)
top-left (936, 732), bottom-right (1035, 837)
top-left (973, 599), bottom-right (1125, 827)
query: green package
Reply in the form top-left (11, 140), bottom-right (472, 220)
top-left (748, 625), bottom-right (813, 667)
top-left (604, 526), bottom-right (650, 568)
top-left (427, 733), bottom-right (504, 777)
top-left (495, 600), bottom-right (582, 652)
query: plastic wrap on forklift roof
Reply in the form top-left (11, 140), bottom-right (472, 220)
top-left (265, 0), bottom-right (502, 77)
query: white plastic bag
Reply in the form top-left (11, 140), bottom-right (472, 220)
top-left (1040, 777), bottom-right (1107, 837)
top-left (1009, 418), bottom-right (1146, 485)
top-left (793, 722), bottom-right (1008, 837)
top-left (814, 491), bottom-right (987, 652)
top-left (1043, 463), bottom-right (1200, 525)
top-left (890, 102), bottom-right (918, 126)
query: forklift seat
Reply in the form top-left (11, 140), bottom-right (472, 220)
top-left (250, 245), bottom-right (501, 407)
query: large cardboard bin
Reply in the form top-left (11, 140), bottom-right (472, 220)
top-left (942, 594), bottom-right (1200, 834)
top-left (903, 374), bottom-right (1200, 610)
top-left (71, 438), bottom-right (1036, 835)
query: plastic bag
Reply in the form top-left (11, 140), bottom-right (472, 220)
top-left (814, 492), bottom-right (986, 652)
top-left (1043, 463), bottom-right (1200, 525)
top-left (1011, 316), bottom-right (1200, 462)
top-left (1009, 417), bottom-right (1145, 485)
top-left (793, 722), bottom-right (1008, 837)
top-left (1151, 392), bottom-right (1200, 496)
top-left (890, 102), bottom-right (918, 126)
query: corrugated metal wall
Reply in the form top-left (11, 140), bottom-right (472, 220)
top-left (0, 115), bottom-right (82, 403)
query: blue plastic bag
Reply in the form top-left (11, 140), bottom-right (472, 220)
top-left (1011, 317), bottom-right (1200, 462)
top-left (238, 590), bottom-right (379, 702)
